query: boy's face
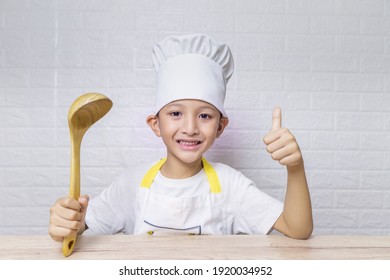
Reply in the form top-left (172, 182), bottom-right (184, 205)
top-left (147, 99), bottom-right (229, 165)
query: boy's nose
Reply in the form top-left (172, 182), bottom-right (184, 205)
top-left (182, 117), bottom-right (199, 135)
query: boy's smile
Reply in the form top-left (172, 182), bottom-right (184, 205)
top-left (147, 99), bottom-right (229, 178)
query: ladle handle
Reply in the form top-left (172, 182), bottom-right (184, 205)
top-left (62, 137), bottom-right (81, 257)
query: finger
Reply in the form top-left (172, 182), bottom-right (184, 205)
top-left (279, 152), bottom-right (301, 166)
top-left (58, 197), bottom-right (82, 211)
top-left (270, 143), bottom-right (296, 161)
top-left (271, 106), bottom-right (282, 131)
top-left (266, 138), bottom-right (286, 154)
top-left (78, 194), bottom-right (89, 210)
top-left (53, 204), bottom-right (82, 221)
top-left (78, 194), bottom-right (89, 220)
top-left (52, 213), bottom-right (82, 230)
top-left (49, 225), bottom-right (78, 241)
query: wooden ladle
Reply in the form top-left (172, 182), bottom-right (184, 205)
top-left (62, 93), bottom-right (112, 257)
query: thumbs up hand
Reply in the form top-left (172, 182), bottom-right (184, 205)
top-left (263, 107), bottom-right (303, 168)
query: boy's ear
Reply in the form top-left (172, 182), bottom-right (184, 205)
top-left (216, 117), bottom-right (229, 138)
top-left (146, 115), bottom-right (161, 137)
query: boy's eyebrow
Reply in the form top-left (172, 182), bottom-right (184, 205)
top-left (165, 102), bottom-right (218, 112)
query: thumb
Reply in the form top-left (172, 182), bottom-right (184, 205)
top-left (271, 106), bottom-right (282, 131)
top-left (78, 194), bottom-right (89, 214)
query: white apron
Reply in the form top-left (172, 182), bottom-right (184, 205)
top-left (133, 157), bottom-right (227, 236)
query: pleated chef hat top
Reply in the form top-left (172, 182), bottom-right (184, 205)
top-left (152, 34), bottom-right (234, 117)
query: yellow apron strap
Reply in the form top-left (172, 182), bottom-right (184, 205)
top-left (140, 158), bottom-right (167, 188)
top-left (201, 157), bottom-right (222, 194)
top-left (140, 157), bottom-right (221, 193)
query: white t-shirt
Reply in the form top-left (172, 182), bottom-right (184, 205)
top-left (85, 161), bottom-right (283, 235)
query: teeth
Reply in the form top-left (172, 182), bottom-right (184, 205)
top-left (179, 140), bottom-right (200, 146)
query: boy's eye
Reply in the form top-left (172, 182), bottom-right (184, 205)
top-left (170, 111), bottom-right (181, 117)
top-left (199, 113), bottom-right (211, 119)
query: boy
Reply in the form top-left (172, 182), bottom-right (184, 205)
top-left (49, 34), bottom-right (313, 240)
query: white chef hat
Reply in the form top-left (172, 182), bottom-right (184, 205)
top-left (152, 34), bottom-right (234, 117)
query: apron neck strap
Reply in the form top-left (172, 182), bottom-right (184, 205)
top-left (140, 157), bottom-right (222, 193)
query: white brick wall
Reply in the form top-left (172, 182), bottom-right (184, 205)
top-left (0, 0), bottom-right (389, 236)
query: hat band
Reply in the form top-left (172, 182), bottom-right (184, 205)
top-left (155, 54), bottom-right (227, 116)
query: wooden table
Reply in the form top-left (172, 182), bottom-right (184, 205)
top-left (0, 235), bottom-right (389, 260)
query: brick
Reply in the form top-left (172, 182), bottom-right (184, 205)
top-left (30, 28), bottom-right (56, 48)
top-left (0, 148), bottom-right (29, 167)
top-left (4, 128), bottom-right (56, 147)
top-left (282, 111), bottom-right (334, 130)
top-left (236, 34), bottom-right (285, 56)
top-left (386, 0), bottom-right (390, 15)
top-left (310, 170), bottom-right (359, 189)
top-left (311, 16), bottom-right (360, 34)
top-left (236, 72), bottom-right (284, 91)
top-left (310, 190), bottom-right (333, 208)
top-left (360, 132), bottom-right (390, 151)
top-left (303, 151), bottom-right (334, 170)
top-left (361, 17), bottom-right (390, 35)
top-left (262, 54), bottom-right (309, 72)
top-left (5, 10), bottom-right (55, 30)
top-left (312, 92), bottom-right (359, 111)
top-left (205, 14), bottom-right (235, 33)
top-left (335, 191), bottom-right (383, 209)
top-left (134, 69), bottom-right (154, 88)
top-left (333, 229), bottom-right (384, 235)
top-left (57, 11), bottom-right (83, 29)
top-left (360, 210), bottom-right (390, 228)
top-left (28, 187), bottom-right (59, 207)
top-left (235, 14), bottom-right (262, 33)
top-left (57, 0), bottom-right (111, 11)
top-left (336, 35), bottom-right (384, 54)
top-left (160, 0), bottom-right (209, 13)
top-left (57, 30), bottom-right (108, 49)
top-left (112, 0), bottom-right (160, 13)
top-left (0, 0), bottom-right (30, 9)
top-left (4, 207), bottom-right (49, 227)
top-left (335, 0), bottom-right (384, 16)
top-left (334, 151), bottom-right (383, 170)
top-left (361, 55), bottom-right (390, 73)
top-left (0, 69), bottom-right (29, 88)
top-left (0, 108), bottom-right (30, 127)
top-left (384, 192), bottom-right (390, 209)
top-left (29, 108), bottom-right (56, 127)
top-left (385, 152), bottom-right (390, 169)
top-left (30, 148), bottom-right (56, 167)
top-left (335, 73), bottom-right (382, 92)
top-left (57, 69), bottom-right (108, 88)
top-left (29, 69), bottom-right (56, 88)
top-left (109, 69), bottom-right (134, 88)
top-left (311, 54), bottom-right (359, 72)
top-left (285, 73), bottom-right (333, 91)
top-left (5, 88), bottom-right (55, 107)
top-left (0, 188), bottom-right (29, 207)
top-left (136, 14), bottom-right (159, 32)
top-left (336, 112), bottom-right (383, 131)
top-left (234, 53), bottom-right (261, 71)
top-left (287, 35), bottom-right (334, 53)
top-left (250, 91), bottom-right (310, 111)
top-left (311, 131), bottom-right (359, 150)
top-left (234, 0), bottom-right (285, 14)
top-left (0, 30), bottom-right (30, 49)
top-left (360, 171), bottom-right (390, 190)
top-left (314, 209), bottom-right (359, 228)
top-left (210, 0), bottom-right (235, 13)
top-left (263, 15), bottom-right (310, 34)
top-left (286, 0), bottom-right (333, 15)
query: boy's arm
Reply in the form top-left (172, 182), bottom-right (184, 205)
top-left (263, 107), bottom-right (313, 239)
